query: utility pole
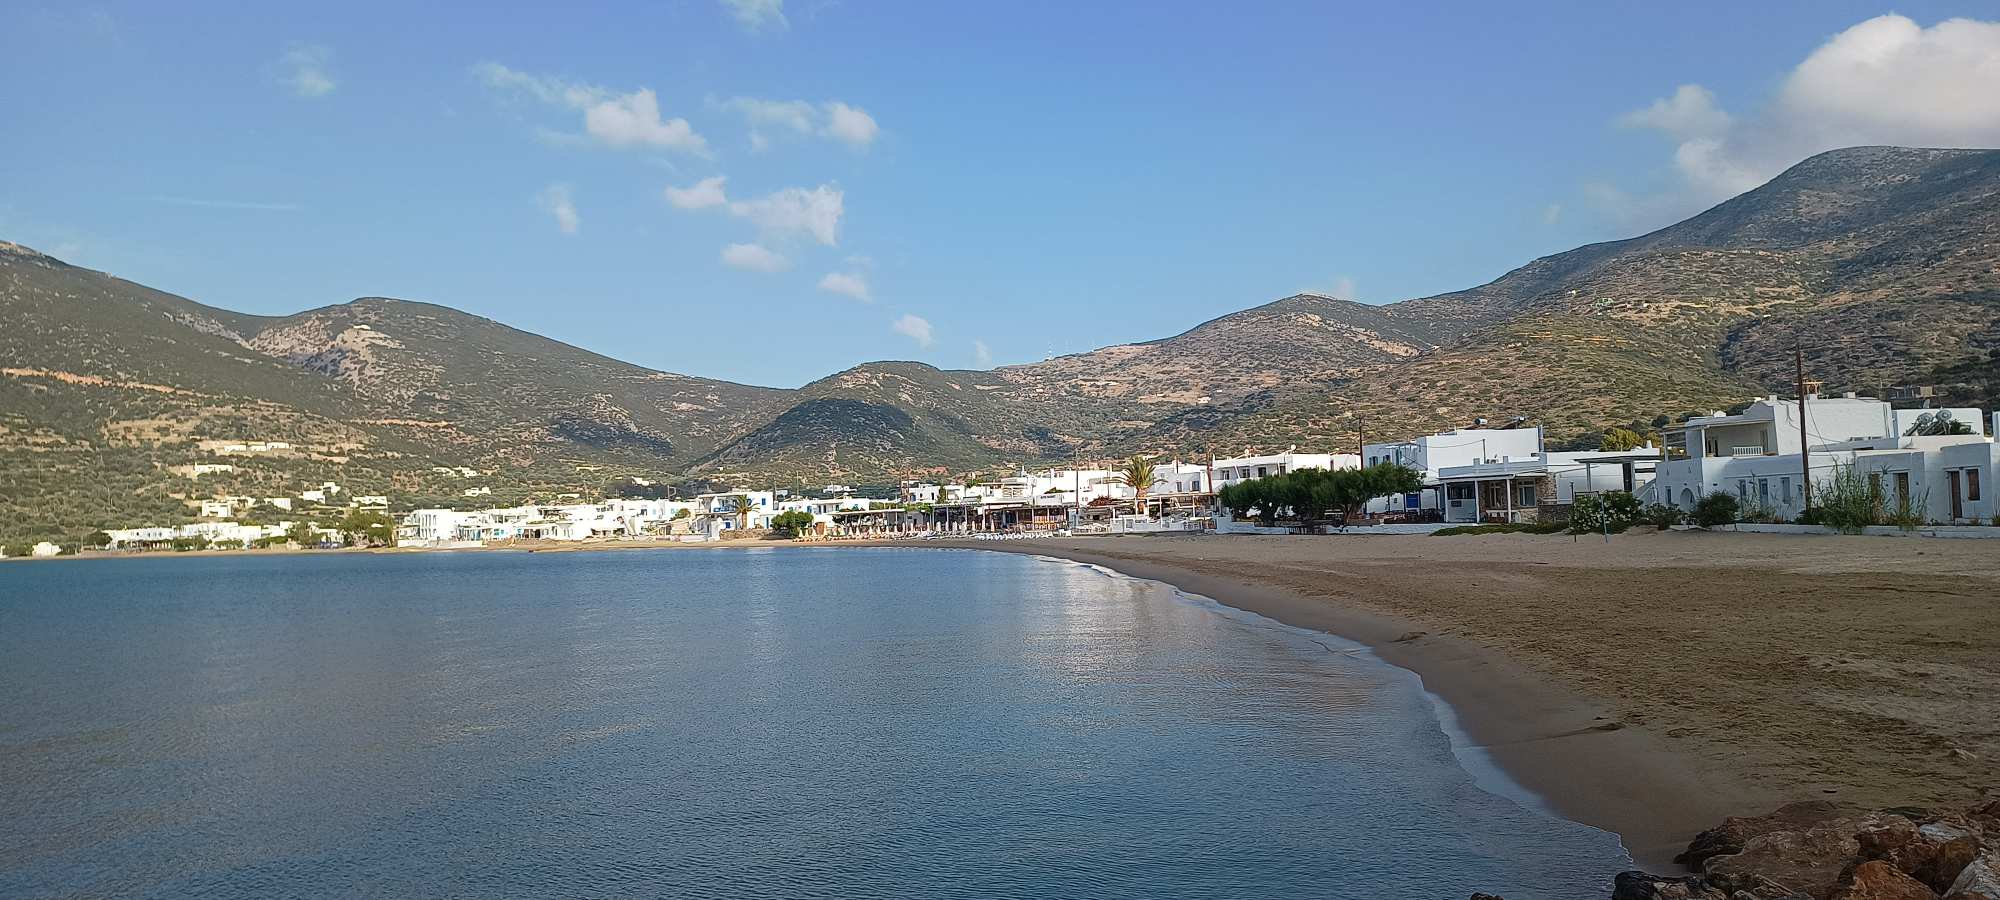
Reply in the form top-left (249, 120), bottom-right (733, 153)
top-left (1356, 416), bottom-right (1365, 465)
top-left (1796, 339), bottom-right (1813, 512)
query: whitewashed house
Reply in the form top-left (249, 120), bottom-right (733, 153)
top-left (1435, 446), bottom-right (1662, 524)
top-left (1654, 395), bottom-right (1990, 522)
top-left (1211, 451), bottom-right (1357, 488)
top-left (30, 541), bottom-right (61, 557)
top-left (1362, 426), bottom-right (1545, 516)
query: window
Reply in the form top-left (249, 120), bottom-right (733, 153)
top-left (1737, 479), bottom-right (1748, 500)
top-left (1894, 471), bottom-right (1911, 502)
top-left (1256, 466), bottom-right (1267, 478)
top-left (1517, 483), bottom-right (1538, 507)
top-left (1971, 469), bottom-right (1983, 502)
top-left (1780, 477), bottom-right (1792, 504)
top-left (1757, 479), bottom-right (1769, 503)
top-left (1446, 483), bottom-right (1475, 501)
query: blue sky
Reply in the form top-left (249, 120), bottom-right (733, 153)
top-left (5, 2), bottom-right (1999, 387)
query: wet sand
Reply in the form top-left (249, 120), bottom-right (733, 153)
top-left (915, 530), bottom-right (2000, 870)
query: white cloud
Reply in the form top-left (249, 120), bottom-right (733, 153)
top-left (973, 339), bottom-right (992, 366)
top-left (474, 62), bottom-right (709, 155)
top-left (721, 0), bottom-right (787, 31)
top-left (723, 97), bottom-right (816, 134)
top-left (1617, 84), bottom-right (1731, 141)
top-left (1541, 203), bottom-right (1563, 225)
top-left (279, 44), bottom-right (336, 97)
top-left (665, 175), bottom-right (729, 209)
top-left (532, 181), bottom-right (580, 232)
top-left (1325, 275), bottom-right (1358, 301)
top-left (891, 314), bottom-right (933, 348)
top-left (728, 183), bottom-right (844, 245)
top-left (716, 97), bottom-right (881, 149)
top-left (1611, 15), bottom-right (2000, 218)
top-left (817, 271), bottom-right (871, 302)
top-left (537, 184), bottom-right (579, 234)
top-left (822, 102), bottom-right (880, 147)
top-left (720, 242), bottom-right (789, 272)
top-left (583, 89), bottom-right (707, 152)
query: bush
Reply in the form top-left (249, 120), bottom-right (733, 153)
top-left (1567, 492), bottom-right (1641, 535)
top-left (1812, 463), bottom-right (1883, 534)
top-left (1638, 504), bottom-right (1684, 528)
top-left (1692, 492), bottom-right (1739, 528)
top-left (1886, 489), bottom-right (1928, 531)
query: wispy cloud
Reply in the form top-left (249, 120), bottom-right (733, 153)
top-left (664, 175), bottom-right (729, 209)
top-left (473, 62), bottom-right (709, 156)
top-left (892, 313), bottom-right (933, 348)
top-left (721, 242), bottom-right (789, 272)
top-left (729, 183), bottom-right (844, 245)
top-left (973, 339), bottom-right (992, 367)
top-left (817, 271), bottom-right (871, 302)
top-left (537, 183), bottom-right (579, 234)
top-left (721, 0), bottom-right (787, 32)
top-left (715, 96), bottom-right (880, 150)
top-left (279, 44), bottom-right (336, 98)
top-left (151, 196), bottom-right (302, 212)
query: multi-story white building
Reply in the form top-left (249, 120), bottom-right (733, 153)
top-left (1210, 451), bottom-right (1357, 488)
top-left (1360, 427), bottom-right (1546, 515)
top-left (1654, 395), bottom-right (1990, 522)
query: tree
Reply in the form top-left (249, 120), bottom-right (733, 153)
top-left (1112, 456), bottom-right (1159, 517)
top-left (84, 530), bottom-right (112, 550)
top-left (1600, 427), bottom-right (1645, 451)
top-left (1325, 464), bottom-right (1422, 525)
top-left (769, 510), bottom-right (815, 537)
top-left (729, 494), bottom-right (755, 531)
top-left (340, 509), bottom-right (395, 547)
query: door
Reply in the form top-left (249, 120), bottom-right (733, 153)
top-left (1949, 470), bottom-right (1963, 520)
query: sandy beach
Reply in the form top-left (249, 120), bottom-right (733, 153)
top-left (917, 530), bottom-right (2000, 870)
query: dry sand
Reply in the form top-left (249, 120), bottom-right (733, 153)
top-left (920, 530), bottom-right (2000, 869)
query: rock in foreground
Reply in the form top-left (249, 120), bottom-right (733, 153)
top-left (1614, 797), bottom-right (2000, 900)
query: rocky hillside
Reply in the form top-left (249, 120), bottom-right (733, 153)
top-left (5, 145), bottom-right (1998, 539)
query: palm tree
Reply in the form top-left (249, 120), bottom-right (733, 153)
top-left (730, 494), bottom-right (754, 531)
top-left (1113, 455), bottom-right (1159, 518)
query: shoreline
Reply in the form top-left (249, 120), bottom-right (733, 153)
top-left (914, 538), bottom-right (1727, 871)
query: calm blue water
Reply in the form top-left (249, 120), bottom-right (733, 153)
top-left (0, 548), bottom-right (1628, 898)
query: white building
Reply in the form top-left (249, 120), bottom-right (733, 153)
top-left (30, 541), bottom-right (61, 557)
top-left (198, 500), bottom-right (234, 518)
top-left (1655, 396), bottom-right (1991, 522)
top-left (1361, 426), bottom-right (1546, 515)
top-left (1436, 446), bottom-right (1662, 524)
top-left (1211, 451), bottom-right (1357, 488)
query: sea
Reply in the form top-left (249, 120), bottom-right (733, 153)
top-left (0, 547), bottom-right (1630, 898)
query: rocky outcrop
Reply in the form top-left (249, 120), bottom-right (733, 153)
top-left (1616, 799), bottom-right (1996, 900)
top-left (1948, 850), bottom-right (2000, 899)
top-left (1831, 862), bottom-right (1941, 900)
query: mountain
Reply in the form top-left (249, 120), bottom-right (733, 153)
top-left (5, 145), bottom-right (1998, 543)
top-left (1130, 145), bottom-right (2000, 452)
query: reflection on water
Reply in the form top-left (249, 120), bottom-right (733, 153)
top-left (0, 548), bottom-right (1628, 898)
